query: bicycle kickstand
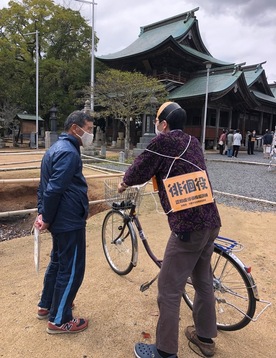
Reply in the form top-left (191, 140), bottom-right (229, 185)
top-left (140, 273), bottom-right (159, 292)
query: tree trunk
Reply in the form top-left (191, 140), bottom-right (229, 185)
top-left (112, 118), bottom-right (119, 142)
top-left (12, 128), bottom-right (17, 147)
top-left (124, 117), bottom-right (131, 159)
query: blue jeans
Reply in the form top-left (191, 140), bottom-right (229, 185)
top-left (227, 148), bottom-right (233, 157)
top-left (38, 228), bottom-right (86, 324)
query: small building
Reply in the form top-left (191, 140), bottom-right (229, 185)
top-left (14, 113), bottom-right (44, 146)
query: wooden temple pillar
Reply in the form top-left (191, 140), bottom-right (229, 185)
top-left (228, 109), bottom-right (233, 130)
top-left (259, 112), bottom-right (264, 134)
top-left (214, 108), bottom-right (220, 149)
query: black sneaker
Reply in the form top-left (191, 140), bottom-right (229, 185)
top-left (134, 343), bottom-right (177, 358)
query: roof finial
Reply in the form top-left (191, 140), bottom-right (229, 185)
top-left (183, 7), bottom-right (199, 23)
top-left (232, 62), bottom-right (246, 75)
top-left (255, 61), bottom-right (266, 72)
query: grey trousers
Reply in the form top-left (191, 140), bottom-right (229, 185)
top-left (156, 227), bottom-right (220, 354)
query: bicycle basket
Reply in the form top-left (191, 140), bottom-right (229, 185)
top-left (104, 177), bottom-right (146, 209)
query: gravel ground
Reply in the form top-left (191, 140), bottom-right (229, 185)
top-left (88, 149), bottom-right (276, 213)
top-left (205, 151), bottom-right (276, 212)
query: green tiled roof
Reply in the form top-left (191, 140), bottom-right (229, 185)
top-left (270, 87), bottom-right (276, 98)
top-left (99, 16), bottom-right (195, 60)
top-left (15, 113), bottom-right (44, 121)
top-left (180, 44), bottom-right (232, 66)
top-left (97, 10), bottom-right (275, 110)
top-left (99, 10), bottom-right (232, 66)
top-left (252, 91), bottom-right (276, 104)
top-left (169, 71), bottom-right (242, 99)
top-left (243, 67), bottom-right (264, 86)
top-left (243, 65), bottom-right (273, 96)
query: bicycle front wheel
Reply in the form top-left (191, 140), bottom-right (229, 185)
top-left (183, 246), bottom-right (256, 331)
top-left (102, 210), bottom-right (138, 275)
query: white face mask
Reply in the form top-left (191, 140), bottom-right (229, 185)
top-left (155, 122), bottom-right (162, 136)
top-left (76, 127), bottom-right (94, 147)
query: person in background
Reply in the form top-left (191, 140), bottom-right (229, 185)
top-left (262, 129), bottom-right (273, 158)
top-left (226, 129), bottom-right (234, 157)
top-left (35, 110), bottom-right (94, 334)
top-left (218, 130), bottom-right (227, 155)
top-left (118, 102), bottom-right (221, 358)
top-left (247, 130), bottom-right (256, 155)
top-left (233, 129), bottom-right (242, 158)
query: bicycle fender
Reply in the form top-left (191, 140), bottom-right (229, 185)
top-left (227, 251), bottom-right (259, 300)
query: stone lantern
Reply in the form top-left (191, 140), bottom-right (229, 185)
top-left (133, 96), bottom-right (158, 157)
top-left (45, 104), bottom-right (58, 148)
top-left (49, 105), bottom-right (58, 132)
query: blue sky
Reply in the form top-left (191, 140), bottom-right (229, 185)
top-left (1, 0), bottom-right (276, 83)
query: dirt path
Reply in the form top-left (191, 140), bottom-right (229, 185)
top-left (0, 151), bottom-right (108, 240)
top-left (0, 149), bottom-right (275, 357)
top-left (0, 197), bottom-right (275, 358)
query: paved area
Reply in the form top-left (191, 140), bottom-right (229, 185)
top-left (205, 149), bottom-right (275, 167)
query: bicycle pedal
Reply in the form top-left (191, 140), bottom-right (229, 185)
top-left (140, 282), bottom-right (150, 292)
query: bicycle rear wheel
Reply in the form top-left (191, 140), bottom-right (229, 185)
top-left (102, 209), bottom-right (138, 275)
top-left (183, 246), bottom-right (256, 331)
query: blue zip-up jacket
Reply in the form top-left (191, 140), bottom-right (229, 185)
top-left (37, 133), bottom-right (89, 234)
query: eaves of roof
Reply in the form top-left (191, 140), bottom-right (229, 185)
top-left (169, 69), bottom-right (259, 109)
top-left (180, 44), bottom-right (233, 66)
top-left (98, 35), bottom-right (232, 70)
top-left (98, 9), bottom-right (233, 69)
top-left (169, 71), bottom-right (242, 99)
top-left (98, 16), bottom-right (196, 60)
top-left (270, 86), bottom-right (276, 98)
top-left (15, 113), bottom-right (44, 121)
top-left (252, 91), bottom-right (276, 106)
top-left (243, 67), bottom-right (264, 87)
top-left (243, 66), bottom-right (273, 96)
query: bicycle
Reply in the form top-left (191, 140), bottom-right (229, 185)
top-left (102, 178), bottom-right (271, 331)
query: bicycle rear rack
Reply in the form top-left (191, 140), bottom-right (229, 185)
top-left (215, 236), bottom-right (243, 252)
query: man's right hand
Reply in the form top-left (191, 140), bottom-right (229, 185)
top-left (34, 214), bottom-right (49, 231)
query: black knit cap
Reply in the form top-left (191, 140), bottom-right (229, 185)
top-left (157, 102), bottom-right (181, 121)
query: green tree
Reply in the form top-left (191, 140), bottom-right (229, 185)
top-left (93, 69), bottom-right (168, 158)
top-left (0, 0), bottom-right (97, 130)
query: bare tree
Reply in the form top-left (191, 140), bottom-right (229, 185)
top-left (93, 69), bottom-right (168, 158)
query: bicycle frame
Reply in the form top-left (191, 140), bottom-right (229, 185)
top-left (106, 197), bottom-right (271, 328)
top-left (116, 203), bottom-right (257, 288)
top-left (122, 204), bottom-right (254, 278)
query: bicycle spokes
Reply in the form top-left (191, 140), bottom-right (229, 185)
top-left (183, 247), bottom-right (256, 331)
top-left (102, 210), bottom-right (138, 275)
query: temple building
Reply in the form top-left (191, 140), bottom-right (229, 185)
top-left (98, 7), bottom-right (276, 151)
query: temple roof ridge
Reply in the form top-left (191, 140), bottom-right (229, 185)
top-left (98, 7), bottom-right (215, 60)
top-left (139, 7), bottom-right (199, 35)
top-left (242, 63), bottom-right (273, 96)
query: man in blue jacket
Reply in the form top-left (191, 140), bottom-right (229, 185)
top-left (35, 110), bottom-right (94, 334)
